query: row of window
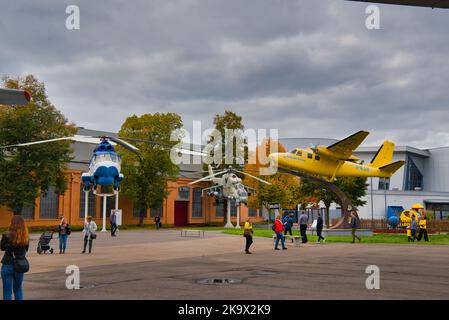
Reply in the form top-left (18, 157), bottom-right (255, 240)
top-left (20, 185), bottom-right (259, 220)
top-left (289, 149), bottom-right (320, 160)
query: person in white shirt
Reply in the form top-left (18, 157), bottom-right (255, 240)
top-left (82, 216), bottom-right (97, 254)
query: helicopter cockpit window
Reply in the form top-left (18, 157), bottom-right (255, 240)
top-left (296, 150), bottom-right (302, 157)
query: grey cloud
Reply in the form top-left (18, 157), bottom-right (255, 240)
top-left (1, 0), bottom-right (449, 149)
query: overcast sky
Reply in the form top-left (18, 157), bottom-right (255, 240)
top-left (1, 0), bottom-right (448, 148)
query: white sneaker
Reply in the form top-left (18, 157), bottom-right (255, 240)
top-left (316, 241), bottom-right (320, 244)
top-left (322, 239), bottom-right (326, 243)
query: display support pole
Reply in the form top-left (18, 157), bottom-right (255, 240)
top-left (224, 200), bottom-right (234, 228)
top-left (235, 203), bottom-right (241, 229)
top-left (84, 190), bottom-right (89, 223)
top-left (101, 195), bottom-right (107, 232)
top-left (115, 191), bottom-right (119, 232)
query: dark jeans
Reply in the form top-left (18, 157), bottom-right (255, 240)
top-left (275, 232), bottom-right (285, 249)
top-left (59, 234), bottom-right (68, 253)
top-left (83, 236), bottom-right (93, 253)
top-left (1, 264), bottom-right (24, 300)
top-left (352, 228), bottom-right (361, 242)
top-left (410, 229), bottom-right (417, 242)
top-left (417, 228), bottom-right (428, 242)
top-left (110, 222), bottom-right (117, 236)
top-left (284, 228), bottom-right (293, 236)
top-left (317, 229), bottom-right (324, 242)
top-left (300, 224), bottom-right (308, 243)
top-left (244, 235), bottom-right (253, 252)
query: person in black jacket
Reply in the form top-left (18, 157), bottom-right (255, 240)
top-left (316, 212), bottom-right (325, 243)
top-left (350, 211), bottom-right (361, 243)
top-left (1, 215), bottom-right (29, 300)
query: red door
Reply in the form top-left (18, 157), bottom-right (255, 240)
top-left (174, 201), bottom-right (189, 227)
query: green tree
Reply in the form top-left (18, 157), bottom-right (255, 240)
top-left (0, 75), bottom-right (76, 215)
top-left (118, 113), bottom-right (182, 226)
top-left (208, 110), bottom-right (245, 170)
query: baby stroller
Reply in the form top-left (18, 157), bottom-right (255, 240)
top-left (37, 231), bottom-right (54, 254)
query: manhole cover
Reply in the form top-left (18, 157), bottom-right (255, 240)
top-left (197, 278), bottom-right (242, 285)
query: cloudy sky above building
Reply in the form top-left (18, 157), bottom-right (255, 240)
top-left (1, 0), bottom-right (448, 148)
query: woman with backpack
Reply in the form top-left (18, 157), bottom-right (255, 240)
top-left (58, 217), bottom-right (71, 254)
top-left (82, 216), bottom-right (97, 254)
top-left (273, 215), bottom-right (287, 250)
top-left (1, 215), bottom-right (30, 300)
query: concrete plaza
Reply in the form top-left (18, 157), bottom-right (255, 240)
top-left (17, 229), bottom-right (449, 299)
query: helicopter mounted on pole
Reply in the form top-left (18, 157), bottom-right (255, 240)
top-left (189, 165), bottom-right (271, 228)
top-left (0, 134), bottom-right (202, 230)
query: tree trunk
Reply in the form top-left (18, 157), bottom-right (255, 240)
top-left (325, 206), bottom-right (330, 229)
top-left (138, 205), bottom-right (145, 226)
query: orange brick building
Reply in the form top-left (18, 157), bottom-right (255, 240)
top-left (0, 128), bottom-right (263, 228)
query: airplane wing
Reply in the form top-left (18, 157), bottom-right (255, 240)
top-left (0, 88), bottom-right (32, 105)
top-left (347, 0), bottom-right (449, 9)
top-left (326, 130), bottom-right (369, 159)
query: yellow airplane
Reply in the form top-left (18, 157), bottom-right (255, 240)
top-left (268, 130), bottom-right (405, 181)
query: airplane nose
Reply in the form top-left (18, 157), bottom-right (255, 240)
top-left (268, 153), bottom-right (279, 168)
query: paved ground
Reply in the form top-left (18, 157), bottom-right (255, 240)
top-left (12, 230), bottom-right (449, 299)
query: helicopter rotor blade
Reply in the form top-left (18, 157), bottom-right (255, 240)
top-left (235, 169), bottom-right (272, 185)
top-left (189, 170), bottom-right (228, 185)
top-left (102, 136), bottom-right (140, 155)
top-left (0, 136), bottom-right (81, 149)
top-left (117, 137), bottom-right (206, 156)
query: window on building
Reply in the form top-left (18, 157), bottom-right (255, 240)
top-left (150, 206), bottom-right (162, 218)
top-left (248, 207), bottom-right (257, 217)
top-left (39, 187), bottom-right (59, 219)
top-left (133, 204), bottom-right (147, 218)
top-left (21, 206), bottom-right (35, 220)
top-left (192, 188), bottom-right (203, 217)
top-left (405, 157), bottom-right (423, 191)
top-left (100, 196), bottom-right (116, 219)
top-left (178, 187), bottom-right (190, 200)
top-left (216, 202), bottom-right (224, 217)
top-left (378, 178), bottom-right (390, 190)
top-left (79, 186), bottom-right (97, 218)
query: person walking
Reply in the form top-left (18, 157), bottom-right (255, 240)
top-left (243, 218), bottom-right (254, 254)
top-left (110, 211), bottom-right (117, 237)
top-left (82, 216), bottom-right (97, 254)
top-left (316, 212), bottom-right (325, 243)
top-left (1, 215), bottom-right (29, 300)
top-left (58, 217), bottom-right (71, 254)
top-left (299, 211), bottom-right (308, 243)
top-left (274, 215), bottom-right (287, 250)
top-left (154, 215), bottom-right (161, 230)
top-left (283, 213), bottom-right (294, 242)
top-left (409, 215), bottom-right (418, 242)
top-left (417, 216), bottom-right (429, 242)
top-left (350, 211), bottom-right (361, 243)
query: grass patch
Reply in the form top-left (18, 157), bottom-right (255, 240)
top-left (219, 228), bottom-right (449, 245)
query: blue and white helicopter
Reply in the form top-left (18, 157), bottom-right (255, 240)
top-left (0, 134), bottom-right (200, 193)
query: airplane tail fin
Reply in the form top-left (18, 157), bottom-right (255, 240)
top-left (369, 140), bottom-right (395, 168)
top-left (379, 160), bottom-right (405, 175)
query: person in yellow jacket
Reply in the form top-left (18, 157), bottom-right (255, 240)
top-left (417, 216), bottom-right (429, 242)
top-left (243, 218), bottom-right (254, 254)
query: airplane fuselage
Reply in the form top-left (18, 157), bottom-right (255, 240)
top-left (271, 148), bottom-right (393, 180)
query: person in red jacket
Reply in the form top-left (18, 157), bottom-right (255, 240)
top-left (274, 215), bottom-right (287, 250)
